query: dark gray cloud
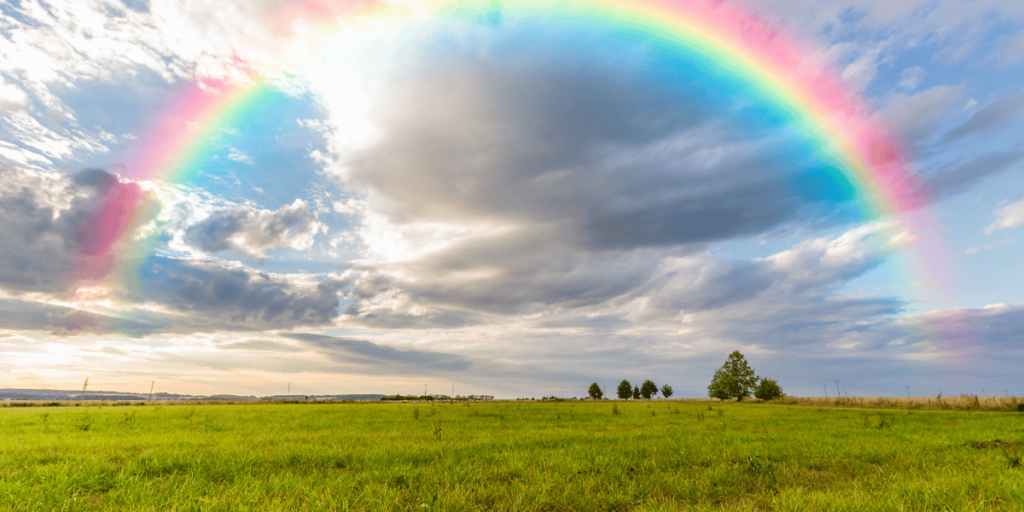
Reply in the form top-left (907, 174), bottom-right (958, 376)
top-left (139, 256), bottom-right (345, 328)
top-left (0, 298), bottom-right (216, 338)
top-left (184, 199), bottom-right (322, 261)
top-left (346, 26), bottom-right (862, 245)
top-left (281, 333), bottom-right (472, 372)
top-left (0, 251), bottom-right (349, 336)
top-left (900, 304), bottom-right (1024, 353)
top-left (330, 26), bottom-right (890, 321)
top-left (0, 165), bottom-right (155, 294)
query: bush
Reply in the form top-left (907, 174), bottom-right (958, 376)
top-left (754, 378), bottom-right (784, 401)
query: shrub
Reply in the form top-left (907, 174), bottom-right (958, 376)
top-left (754, 378), bottom-right (784, 401)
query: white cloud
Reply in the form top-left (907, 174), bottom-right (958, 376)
top-left (986, 198), bottom-right (1024, 234)
top-left (183, 199), bottom-right (324, 261)
top-left (0, 78), bottom-right (30, 112)
top-left (897, 66), bottom-right (927, 91)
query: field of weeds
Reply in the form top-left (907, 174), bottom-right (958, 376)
top-left (773, 394), bottom-right (1024, 412)
top-left (1, 400), bottom-right (1022, 511)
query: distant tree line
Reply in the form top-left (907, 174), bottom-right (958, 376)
top-left (587, 380), bottom-right (673, 400)
top-left (586, 351), bottom-right (784, 402)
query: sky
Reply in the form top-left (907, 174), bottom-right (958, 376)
top-left (0, 0), bottom-right (1023, 399)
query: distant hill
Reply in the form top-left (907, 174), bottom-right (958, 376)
top-left (0, 389), bottom-right (384, 402)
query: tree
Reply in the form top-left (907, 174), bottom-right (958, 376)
top-left (632, 385), bottom-right (641, 400)
top-left (640, 380), bottom-right (658, 399)
top-left (660, 384), bottom-right (674, 399)
top-left (754, 378), bottom-right (784, 401)
top-left (588, 383), bottom-right (603, 400)
top-left (617, 379), bottom-right (632, 400)
top-left (707, 350), bottom-right (758, 401)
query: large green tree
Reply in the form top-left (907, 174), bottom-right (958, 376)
top-left (632, 385), bottom-right (641, 400)
top-left (588, 382), bottom-right (603, 400)
top-left (660, 384), bottom-right (673, 399)
top-left (708, 351), bottom-right (758, 401)
top-left (640, 380), bottom-right (658, 399)
top-left (616, 379), bottom-right (632, 400)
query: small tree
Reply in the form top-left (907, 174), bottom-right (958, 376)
top-left (754, 378), bottom-right (784, 401)
top-left (588, 382), bottom-right (603, 400)
top-left (708, 350), bottom-right (758, 401)
top-left (660, 384), bottom-right (674, 399)
top-left (632, 385), bottom-right (641, 400)
top-left (617, 379), bottom-right (632, 400)
top-left (640, 380), bottom-right (658, 399)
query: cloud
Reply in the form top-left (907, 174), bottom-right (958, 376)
top-left (220, 339), bottom-right (304, 352)
top-left (897, 66), bottom-right (927, 91)
top-left (986, 198), bottom-right (1024, 234)
top-left (899, 303), bottom-right (1024, 355)
top-left (138, 256), bottom-right (345, 328)
top-left (635, 222), bottom-right (914, 318)
top-left (0, 78), bottom-right (31, 112)
top-left (0, 165), bottom-right (155, 294)
top-left (999, 30), bottom-right (1024, 66)
top-left (281, 333), bottom-right (473, 372)
top-left (941, 90), bottom-right (1024, 144)
top-left (341, 222), bottom-right (912, 329)
top-left (963, 238), bottom-right (1014, 255)
top-left (0, 253), bottom-right (349, 337)
top-left (0, 298), bottom-right (198, 338)
top-left (766, 222), bottom-right (916, 290)
top-left (314, 20), bottom-right (894, 323)
top-left (877, 85), bottom-right (964, 148)
top-left (923, 149), bottom-right (1024, 200)
top-left (184, 199), bottom-right (323, 261)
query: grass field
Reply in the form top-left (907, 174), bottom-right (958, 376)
top-left (1, 400), bottom-right (1022, 511)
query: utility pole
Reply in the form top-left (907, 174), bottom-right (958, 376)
top-left (905, 386), bottom-right (910, 398)
top-left (149, 381), bottom-right (155, 401)
top-left (834, 380), bottom-right (840, 397)
top-left (823, 385), bottom-right (828, 398)
top-left (287, 383), bottom-right (290, 397)
top-left (424, 384), bottom-right (427, 397)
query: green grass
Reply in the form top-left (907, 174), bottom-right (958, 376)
top-left (1, 401), bottom-right (1022, 511)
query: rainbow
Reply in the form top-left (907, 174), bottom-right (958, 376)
top-left (80, 0), bottom-right (929, 282)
